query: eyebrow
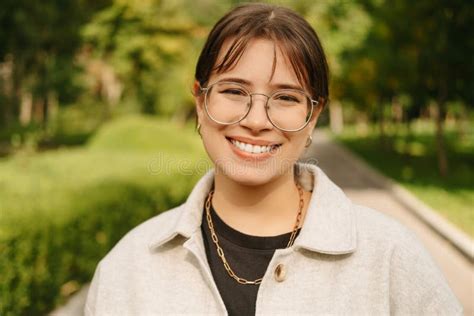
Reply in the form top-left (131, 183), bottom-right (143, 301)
top-left (218, 77), bottom-right (304, 91)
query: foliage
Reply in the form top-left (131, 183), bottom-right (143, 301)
top-left (340, 0), bottom-right (474, 109)
top-left (337, 0), bottom-right (474, 175)
top-left (87, 115), bottom-right (201, 153)
top-left (0, 116), bottom-right (208, 314)
top-left (0, 0), bottom-right (111, 128)
top-left (81, 0), bottom-right (232, 117)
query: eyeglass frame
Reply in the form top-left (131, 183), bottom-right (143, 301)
top-left (199, 80), bottom-right (320, 132)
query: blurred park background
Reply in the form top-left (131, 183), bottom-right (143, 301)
top-left (0, 0), bottom-right (472, 314)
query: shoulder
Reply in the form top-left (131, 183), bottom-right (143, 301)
top-left (351, 202), bottom-right (435, 268)
top-left (352, 203), bottom-right (414, 244)
top-left (349, 203), bottom-right (421, 268)
top-left (351, 203), bottom-right (443, 271)
top-left (84, 204), bottom-right (186, 314)
top-left (352, 203), bottom-right (462, 314)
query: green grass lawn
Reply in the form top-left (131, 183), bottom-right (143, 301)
top-left (333, 120), bottom-right (474, 238)
top-left (0, 115), bottom-right (209, 232)
top-left (0, 115), bottom-right (210, 314)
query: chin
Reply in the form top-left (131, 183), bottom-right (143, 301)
top-left (215, 161), bottom-right (282, 187)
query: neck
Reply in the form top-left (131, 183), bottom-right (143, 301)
top-left (210, 166), bottom-right (311, 237)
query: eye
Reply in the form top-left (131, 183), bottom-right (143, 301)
top-left (220, 88), bottom-right (246, 96)
top-left (274, 94), bottom-right (301, 103)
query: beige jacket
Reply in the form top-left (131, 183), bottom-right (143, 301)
top-left (85, 163), bottom-right (462, 315)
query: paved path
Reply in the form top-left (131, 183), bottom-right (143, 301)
top-left (53, 131), bottom-right (473, 315)
top-left (302, 131), bottom-right (473, 315)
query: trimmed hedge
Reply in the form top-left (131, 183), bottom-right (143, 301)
top-left (0, 115), bottom-right (208, 315)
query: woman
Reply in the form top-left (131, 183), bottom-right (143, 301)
top-left (85, 3), bottom-right (462, 315)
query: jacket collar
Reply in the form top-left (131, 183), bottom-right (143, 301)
top-left (148, 162), bottom-right (357, 255)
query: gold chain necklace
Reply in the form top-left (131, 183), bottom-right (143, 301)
top-left (204, 184), bottom-right (304, 285)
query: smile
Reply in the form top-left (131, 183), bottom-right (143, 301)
top-left (226, 137), bottom-right (281, 155)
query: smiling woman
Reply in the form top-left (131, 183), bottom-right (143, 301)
top-left (195, 38), bottom-right (323, 188)
top-left (84, 3), bottom-right (462, 315)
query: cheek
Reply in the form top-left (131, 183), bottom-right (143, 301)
top-left (282, 133), bottom-right (308, 158)
top-left (199, 122), bottom-right (228, 154)
top-left (286, 133), bottom-right (305, 148)
top-left (201, 119), bottom-right (227, 138)
top-left (292, 141), bottom-right (305, 157)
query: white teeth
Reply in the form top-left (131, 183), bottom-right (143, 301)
top-left (230, 139), bottom-right (278, 154)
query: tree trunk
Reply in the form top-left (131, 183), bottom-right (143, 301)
top-left (391, 96), bottom-right (403, 124)
top-left (33, 97), bottom-right (45, 125)
top-left (19, 92), bottom-right (33, 126)
top-left (434, 104), bottom-right (448, 177)
top-left (329, 100), bottom-right (344, 134)
top-left (434, 81), bottom-right (449, 177)
top-left (458, 104), bottom-right (467, 141)
top-left (48, 91), bottom-right (59, 126)
top-left (43, 93), bottom-right (49, 129)
top-left (0, 56), bottom-right (14, 129)
top-left (13, 57), bottom-right (27, 127)
top-left (378, 100), bottom-right (388, 150)
top-left (1, 96), bottom-right (11, 129)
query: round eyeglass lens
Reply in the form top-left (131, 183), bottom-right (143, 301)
top-left (267, 90), bottom-right (312, 131)
top-left (205, 82), bottom-right (250, 124)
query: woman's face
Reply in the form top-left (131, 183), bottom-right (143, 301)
top-left (194, 38), bottom-right (323, 186)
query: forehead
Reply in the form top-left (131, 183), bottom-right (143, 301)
top-left (211, 37), bottom-right (307, 90)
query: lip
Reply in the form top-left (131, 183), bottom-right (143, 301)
top-left (226, 137), bottom-right (281, 161)
top-left (226, 136), bottom-right (282, 146)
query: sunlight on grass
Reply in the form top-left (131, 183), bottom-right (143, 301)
top-left (0, 115), bottom-right (209, 235)
top-left (334, 120), bottom-right (474, 237)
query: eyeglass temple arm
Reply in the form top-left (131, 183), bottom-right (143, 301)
top-left (196, 82), bottom-right (208, 95)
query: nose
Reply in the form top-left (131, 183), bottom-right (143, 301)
top-left (239, 94), bottom-right (273, 132)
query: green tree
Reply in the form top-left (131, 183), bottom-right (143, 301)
top-left (81, 0), bottom-right (233, 118)
top-left (0, 0), bottom-right (110, 129)
top-left (339, 0), bottom-right (474, 176)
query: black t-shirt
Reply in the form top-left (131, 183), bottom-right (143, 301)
top-left (201, 202), bottom-right (302, 316)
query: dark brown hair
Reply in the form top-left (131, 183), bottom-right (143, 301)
top-left (195, 3), bottom-right (329, 107)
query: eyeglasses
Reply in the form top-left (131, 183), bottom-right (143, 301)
top-left (200, 81), bottom-right (319, 132)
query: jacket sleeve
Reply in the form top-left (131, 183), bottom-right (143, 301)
top-left (84, 261), bottom-right (102, 316)
top-left (389, 229), bottom-right (463, 315)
